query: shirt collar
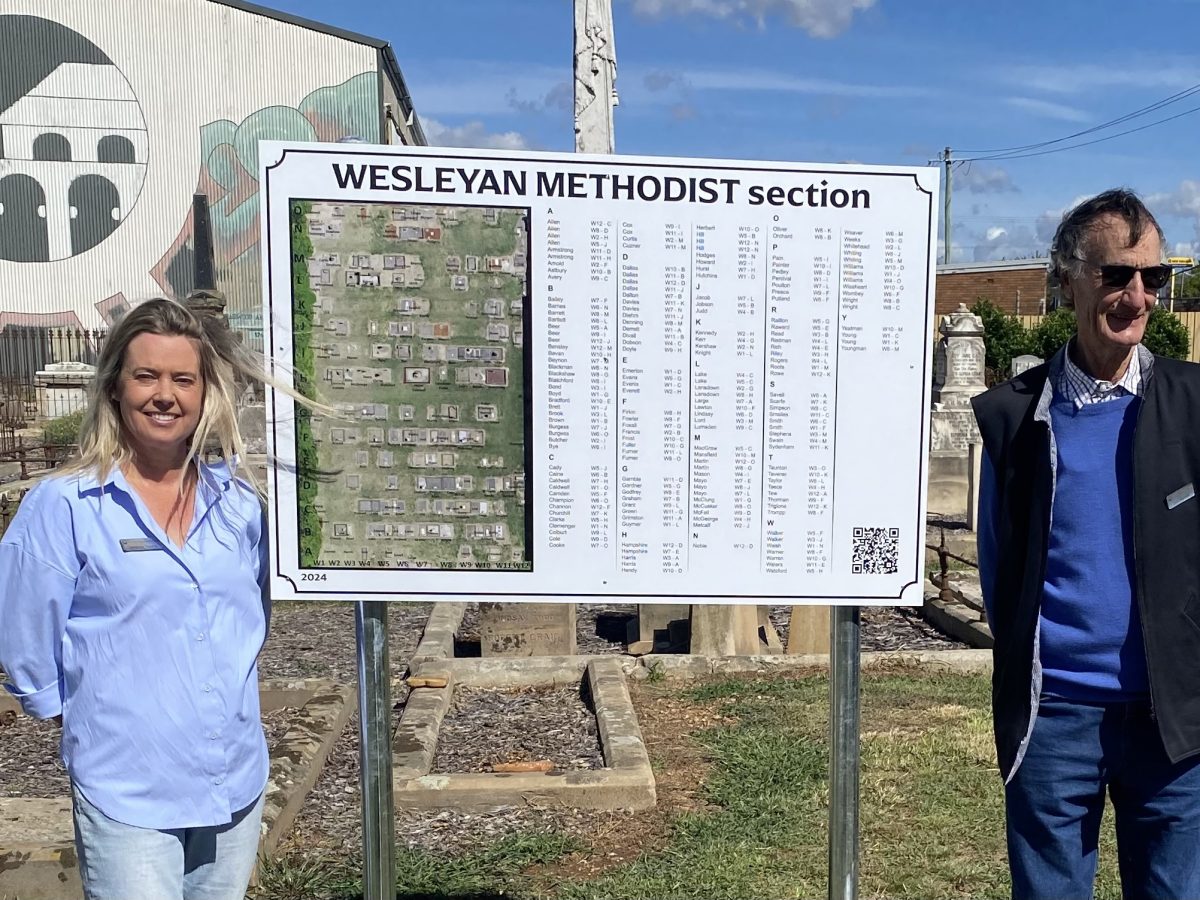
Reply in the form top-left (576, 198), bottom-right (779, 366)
top-left (75, 459), bottom-right (237, 501)
top-left (1057, 339), bottom-right (1144, 408)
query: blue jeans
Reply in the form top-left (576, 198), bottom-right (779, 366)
top-left (72, 784), bottom-right (264, 900)
top-left (1005, 695), bottom-right (1200, 900)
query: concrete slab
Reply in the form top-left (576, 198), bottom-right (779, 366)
top-left (0, 798), bottom-right (72, 847)
top-left (641, 648), bottom-right (994, 677)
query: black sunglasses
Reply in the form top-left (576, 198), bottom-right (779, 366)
top-left (1073, 256), bottom-right (1172, 291)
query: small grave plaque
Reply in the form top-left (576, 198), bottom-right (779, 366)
top-left (1011, 354), bottom-right (1043, 377)
top-left (479, 602), bottom-right (576, 656)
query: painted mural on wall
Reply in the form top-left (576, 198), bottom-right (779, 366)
top-left (157, 73), bottom-right (379, 337)
top-left (0, 1), bottom-right (382, 334)
top-left (0, 15), bottom-right (149, 265)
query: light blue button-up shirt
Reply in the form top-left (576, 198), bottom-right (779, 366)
top-left (0, 462), bottom-right (270, 829)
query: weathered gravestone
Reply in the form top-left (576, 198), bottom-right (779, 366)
top-left (928, 304), bottom-right (987, 516)
top-left (1011, 354), bottom-right (1043, 377)
top-left (786, 605), bottom-right (831, 655)
top-left (479, 602), bottom-right (577, 656)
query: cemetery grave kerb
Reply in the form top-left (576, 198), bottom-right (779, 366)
top-left (397, 602), bottom-right (657, 812)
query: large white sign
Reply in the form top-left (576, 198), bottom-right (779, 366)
top-left (260, 142), bottom-right (939, 604)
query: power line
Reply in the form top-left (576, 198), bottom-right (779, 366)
top-left (966, 99), bottom-right (1200, 161)
top-left (955, 82), bottom-right (1200, 156)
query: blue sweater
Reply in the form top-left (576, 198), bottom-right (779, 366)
top-left (1040, 394), bottom-right (1149, 700)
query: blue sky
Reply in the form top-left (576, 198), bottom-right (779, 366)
top-left (272, 0), bottom-right (1200, 263)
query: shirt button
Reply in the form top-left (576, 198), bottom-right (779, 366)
top-left (196, 633), bottom-right (205, 641)
top-left (203, 684), bottom-right (212, 693)
top-left (191, 583), bottom-right (199, 591)
top-left (209, 732), bottom-right (218, 740)
top-left (214, 778), bottom-right (223, 785)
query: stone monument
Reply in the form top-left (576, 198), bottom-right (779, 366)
top-left (35, 362), bottom-right (96, 419)
top-left (574, 0), bottom-right (618, 155)
top-left (928, 304), bottom-right (987, 516)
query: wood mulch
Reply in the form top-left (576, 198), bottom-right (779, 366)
top-left (431, 685), bottom-right (604, 774)
top-left (2, 596), bottom-right (967, 858)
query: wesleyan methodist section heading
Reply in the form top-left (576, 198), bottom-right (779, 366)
top-left (330, 161), bottom-right (872, 210)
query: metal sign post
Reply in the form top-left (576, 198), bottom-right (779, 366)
top-left (829, 605), bottom-right (861, 900)
top-left (355, 600), bottom-right (396, 899)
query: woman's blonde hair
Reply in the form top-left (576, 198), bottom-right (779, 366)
top-left (62, 297), bottom-right (265, 490)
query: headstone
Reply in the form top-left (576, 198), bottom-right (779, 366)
top-left (35, 362), bottom-right (96, 419)
top-left (966, 440), bottom-right (984, 532)
top-left (786, 606), bottom-right (831, 655)
top-left (689, 605), bottom-right (762, 656)
top-left (479, 602), bottom-right (576, 657)
top-left (238, 401), bottom-right (267, 455)
top-left (1010, 354), bottom-right (1043, 377)
top-left (928, 305), bottom-right (987, 516)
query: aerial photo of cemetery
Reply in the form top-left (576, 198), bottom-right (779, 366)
top-left (290, 200), bottom-right (531, 572)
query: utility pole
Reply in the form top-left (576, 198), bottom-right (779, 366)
top-left (942, 147), bottom-right (952, 265)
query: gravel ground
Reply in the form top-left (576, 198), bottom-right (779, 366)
top-left (1, 591), bottom-right (968, 851)
top-left (0, 714), bottom-right (68, 798)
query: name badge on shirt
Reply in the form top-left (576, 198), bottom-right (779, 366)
top-left (120, 538), bottom-right (162, 553)
top-left (1166, 483), bottom-right (1195, 510)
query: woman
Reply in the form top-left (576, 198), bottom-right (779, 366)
top-left (0, 298), bottom-right (273, 900)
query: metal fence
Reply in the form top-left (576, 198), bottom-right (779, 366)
top-left (0, 326), bottom-right (107, 427)
top-left (0, 487), bottom-right (30, 542)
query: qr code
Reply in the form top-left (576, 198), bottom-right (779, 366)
top-left (852, 527), bottom-right (899, 574)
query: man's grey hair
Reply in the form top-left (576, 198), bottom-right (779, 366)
top-left (1050, 188), bottom-right (1164, 283)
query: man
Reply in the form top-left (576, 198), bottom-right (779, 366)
top-left (973, 188), bottom-right (1200, 899)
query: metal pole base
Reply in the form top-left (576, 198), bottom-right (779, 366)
top-left (829, 605), bottom-right (860, 900)
top-left (356, 600), bottom-right (396, 899)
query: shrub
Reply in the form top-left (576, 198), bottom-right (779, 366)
top-left (43, 409), bottom-right (84, 448)
top-left (1143, 305), bottom-right (1191, 359)
top-left (1025, 308), bottom-right (1078, 360)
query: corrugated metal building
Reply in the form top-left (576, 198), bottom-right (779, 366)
top-left (0, 0), bottom-right (423, 345)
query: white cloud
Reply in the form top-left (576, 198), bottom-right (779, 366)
top-left (507, 81), bottom-right (574, 115)
top-left (626, 0), bottom-right (875, 37)
top-left (682, 68), bottom-right (934, 99)
top-left (957, 165), bottom-right (1019, 195)
top-left (971, 225), bottom-right (1052, 265)
top-left (997, 63), bottom-right (1200, 96)
top-left (407, 64), bottom-right (564, 117)
top-left (421, 118), bottom-right (530, 151)
top-left (1148, 180), bottom-right (1200, 218)
top-left (1147, 181), bottom-right (1200, 248)
top-left (1003, 96), bottom-right (1091, 123)
top-left (644, 70), bottom-right (689, 92)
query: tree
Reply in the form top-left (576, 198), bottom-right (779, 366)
top-left (1143, 305), bottom-right (1191, 359)
top-left (970, 298), bottom-right (1033, 381)
top-left (1026, 308), bottom-right (1078, 360)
